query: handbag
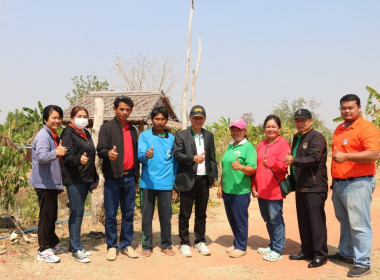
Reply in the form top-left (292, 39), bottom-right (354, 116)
top-left (269, 169), bottom-right (295, 196)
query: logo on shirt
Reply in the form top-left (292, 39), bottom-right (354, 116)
top-left (233, 151), bottom-right (241, 157)
top-left (303, 143), bottom-right (308, 149)
top-left (166, 149), bottom-right (172, 158)
top-left (343, 139), bottom-right (348, 145)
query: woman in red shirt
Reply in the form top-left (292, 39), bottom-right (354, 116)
top-left (252, 115), bottom-right (290, 262)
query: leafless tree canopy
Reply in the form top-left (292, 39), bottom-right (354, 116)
top-left (113, 55), bottom-right (177, 95)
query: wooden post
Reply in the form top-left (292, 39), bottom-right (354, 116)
top-left (91, 97), bottom-right (105, 225)
top-left (138, 120), bottom-right (145, 134)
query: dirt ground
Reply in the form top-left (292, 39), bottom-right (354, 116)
top-left (1, 174), bottom-right (380, 280)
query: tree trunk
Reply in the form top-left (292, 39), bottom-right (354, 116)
top-left (91, 97), bottom-right (105, 225)
top-left (182, 0), bottom-right (194, 129)
top-left (191, 34), bottom-right (202, 106)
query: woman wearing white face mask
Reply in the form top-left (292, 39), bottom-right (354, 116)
top-left (61, 106), bottom-right (99, 263)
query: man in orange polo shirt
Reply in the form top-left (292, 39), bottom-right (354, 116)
top-left (329, 94), bottom-right (380, 278)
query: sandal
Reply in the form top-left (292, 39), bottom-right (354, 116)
top-left (257, 247), bottom-right (272, 255)
top-left (263, 251), bottom-right (283, 262)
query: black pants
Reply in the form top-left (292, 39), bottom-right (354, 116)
top-left (140, 188), bottom-right (173, 250)
top-left (35, 188), bottom-right (60, 252)
top-left (179, 176), bottom-right (209, 245)
top-left (295, 191), bottom-right (328, 259)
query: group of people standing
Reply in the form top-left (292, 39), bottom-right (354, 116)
top-left (29, 94), bottom-right (379, 278)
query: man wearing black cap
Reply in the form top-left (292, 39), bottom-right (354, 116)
top-left (173, 105), bottom-right (218, 257)
top-left (284, 109), bottom-right (328, 268)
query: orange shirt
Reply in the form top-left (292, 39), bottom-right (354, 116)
top-left (331, 116), bottom-right (380, 179)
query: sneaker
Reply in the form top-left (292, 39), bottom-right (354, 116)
top-left (106, 247), bottom-right (117, 261)
top-left (72, 250), bottom-right (90, 263)
top-left (347, 266), bottom-right (371, 277)
top-left (226, 246), bottom-right (235, 253)
top-left (52, 243), bottom-right (66, 255)
top-left (229, 249), bottom-right (247, 258)
top-left (37, 248), bottom-right (60, 263)
top-left (195, 242), bottom-right (211, 256)
top-left (121, 246), bottom-right (139, 259)
top-left (257, 247), bottom-right (272, 255)
top-left (180, 244), bottom-right (192, 257)
top-left (69, 248), bottom-right (91, 256)
top-left (263, 251), bottom-right (283, 262)
top-left (328, 252), bottom-right (354, 264)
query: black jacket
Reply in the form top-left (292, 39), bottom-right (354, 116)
top-left (291, 128), bottom-right (328, 192)
top-left (174, 127), bottom-right (218, 191)
top-left (61, 126), bottom-right (99, 187)
top-left (96, 117), bottom-right (140, 182)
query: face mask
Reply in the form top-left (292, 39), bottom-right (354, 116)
top-left (74, 118), bottom-right (89, 129)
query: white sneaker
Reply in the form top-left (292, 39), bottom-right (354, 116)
top-left (72, 250), bottom-right (90, 263)
top-left (52, 243), bottom-right (66, 255)
top-left (81, 249), bottom-right (91, 256)
top-left (37, 248), bottom-right (60, 263)
top-left (195, 242), bottom-right (211, 256)
top-left (180, 245), bottom-right (192, 257)
top-left (257, 247), bottom-right (272, 255)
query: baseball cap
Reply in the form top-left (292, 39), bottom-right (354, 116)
top-left (190, 105), bottom-right (206, 117)
top-left (229, 119), bottom-right (247, 129)
top-left (294, 109), bottom-right (312, 119)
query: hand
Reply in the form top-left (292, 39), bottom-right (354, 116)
top-left (284, 150), bottom-right (293, 165)
top-left (172, 190), bottom-right (179, 202)
top-left (209, 179), bottom-right (217, 189)
top-left (231, 157), bottom-right (243, 171)
top-left (146, 146), bottom-right (154, 159)
top-left (333, 147), bottom-right (347, 164)
top-left (251, 189), bottom-right (257, 198)
top-left (217, 187), bottom-right (223, 199)
top-left (263, 155), bottom-right (268, 168)
top-left (108, 146), bottom-right (118, 161)
top-left (194, 151), bottom-right (205, 164)
top-left (80, 152), bottom-right (89, 165)
top-left (56, 140), bottom-right (67, 156)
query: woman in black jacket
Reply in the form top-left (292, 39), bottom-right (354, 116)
top-left (61, 106), bottom-right (98, 263)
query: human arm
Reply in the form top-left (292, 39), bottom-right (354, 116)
top-left (35, 134), bottom-right (61, 164)
top-left (266, 139), bottom-right (291, 172)
top-left (217, 173), bottom-right (223, 198)
top-left (333, 148), bottom-right (379, 164)
top-left (61, 129), bottom-right (82, 167)
top-left (173, 132), bottom-right (196, 166)
top-left (137, 133), bottom-right (149, 164)
top-left (291, 133), bottom-right (326, 168)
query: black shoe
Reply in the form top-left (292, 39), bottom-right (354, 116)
top-left (289, 252), bottom-right (314, 260)
top-left (308, 258), bottom-right (327, 268)
top-left (347, 266), bottom-right (371, 277)
top-left (328, 252), bottom-right (354, 264)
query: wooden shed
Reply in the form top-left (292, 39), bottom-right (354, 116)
top-left (63, 91), bottom-right (181, 133)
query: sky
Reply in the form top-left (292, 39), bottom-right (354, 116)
top-left (1, 0), bottom-right (380, 130)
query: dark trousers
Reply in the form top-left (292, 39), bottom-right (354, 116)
top-left (35, 188), bottom-right (60, 252)
top-left (295, 191), bottom-right (328, 259)
top-left (140, 188), bottom-right (172, 250)
top-left (223, 192), bottom-right (251, 251)
top-left (179, 177), bottom-right (209, 245)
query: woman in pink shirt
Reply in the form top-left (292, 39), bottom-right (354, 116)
top-left (252, 115), bottom-right (290, 262)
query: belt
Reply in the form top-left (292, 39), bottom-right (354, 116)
top-left (123, 169), bottom-right (132, 176)
top-left (195, 175), bottom-right (207, 181)
top-left (334, 175), bottom-right (373, 182)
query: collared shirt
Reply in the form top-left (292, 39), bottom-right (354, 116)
top-left (331, 116), bottom-right (380, 179)
top-left (191, 128), bottom-right (206, 175)
top-left (123, 123), bottom-right (134, 170)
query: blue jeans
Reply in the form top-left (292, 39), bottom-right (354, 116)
top-left (66, 183), bottom-right (90, 252)
top-left (258, 198), bottom-right (285, 254)
top-left (104, 173), bottom-right (136, 251)
top-left (223, 192), bottom-right (251, 251)
top-left (332, 176), bottom-right (375, 268)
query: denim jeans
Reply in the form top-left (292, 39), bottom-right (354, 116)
top-left (104, 173), bottom-right (136, 251)
top-left (332, 176), bottom-right (376, 268)
top-left (258, 198), bottom-right (285, 254)
top-left (66, 183), bottom-right (90, 252)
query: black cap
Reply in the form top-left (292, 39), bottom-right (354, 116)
top-left (294, 109), bottom-right (312, 119)
top-left (190, 105), bottom-right (206, 117)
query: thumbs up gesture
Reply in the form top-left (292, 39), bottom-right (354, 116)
top-left (108, 145), bottom-right (118, 161)
top-left (332, 146), bottom-right (346, 164)
top-left (56, 140), bottom-right (67, 156)
top-left (194, 151), bottom-right (205, 164)
top-left (232, 156), bottom-right (243, 171)
top-left (284, 150), bottom-right (293, 165)
top-left (263, 154), bottom-right (268, 168)
top-left (80, 152), bottom-right (89, 165)
top-left (146, 146), bottom-right (154, 159)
